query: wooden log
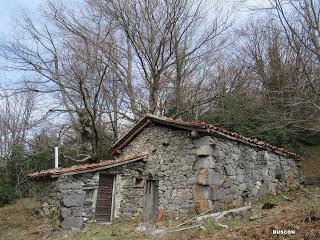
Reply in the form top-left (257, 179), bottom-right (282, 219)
top-left (169, 224), bottom-right (203, 233)
top-left (217, 223), bottom-right (228, 228)
top-left (249, 215), bottom-right (263, 221)
top-left (298, 184), bottom-right (320, 197)
top-left (171, 207), bottom-right (216, 229)
top-left (196, 205), bottom-right (252, 221)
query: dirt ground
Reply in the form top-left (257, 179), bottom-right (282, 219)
top-left (0, 186), bottom-right (319, 240)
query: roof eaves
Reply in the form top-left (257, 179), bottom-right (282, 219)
top-left (28, 152), bottom-right (147, 179)
top-left (50, 156), bottom-right (145, 177)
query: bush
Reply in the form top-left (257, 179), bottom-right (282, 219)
top-left (0, 148), bottom-right (52, 207)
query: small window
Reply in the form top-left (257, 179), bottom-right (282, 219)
top-left (85, 189), bottom-right (94, 201)
top-left (134, 178), bottom-right (144, 188)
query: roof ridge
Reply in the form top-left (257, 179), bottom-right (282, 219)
top-left (109, 115), bottom-right (299, 159)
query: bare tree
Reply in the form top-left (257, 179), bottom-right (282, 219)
top-left (232, 18), bottom-right (319, 134)
top-left (270, 0), bottom-right (320, 59)
top-left (0, 91), bottom-right (37, 157)
top-left (92, 0), bottom-right (231, 117)
top-left (270, 0), bottom-right (320, 112)
top-left (0, 0), bottom-right (122, 162)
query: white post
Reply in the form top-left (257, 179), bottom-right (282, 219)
top-left (54, 147), bottom-right (59, 168)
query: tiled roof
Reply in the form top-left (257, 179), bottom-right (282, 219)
top-left (109, 114), bottom-right (299, 159)
top-left (28, 152), bottom-right (147, 178)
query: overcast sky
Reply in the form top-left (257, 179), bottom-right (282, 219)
top-left (0, 0), bottom-right (42, 34)
top-left (0, 0), bottom-right (267, 84)
top-left (0, 0), bottom-right (266, 35)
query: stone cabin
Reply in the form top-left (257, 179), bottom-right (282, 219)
top-left (28, 114), bottom-right (302, 229)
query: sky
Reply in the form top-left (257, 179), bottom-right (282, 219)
top-left (0, 0), bottom-right (43, 85)
top-left (0, 0), bottom-right (268, 85)
top-left (0, 0), bottom-right (269, 139)
top-left (0, 0), bottom-right (42, 34)
top-left (0, 0), bottom-right (266, 36)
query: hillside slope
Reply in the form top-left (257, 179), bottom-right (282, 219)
top-left (0, 186), bottom-right (319, 240)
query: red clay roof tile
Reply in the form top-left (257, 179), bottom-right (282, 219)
top-left (109, 114), bottom-right (299, 159)
top-left (28, 152), bottom-right (147, 178)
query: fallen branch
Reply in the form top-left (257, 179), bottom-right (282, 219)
top-left (298, 184), bottom-right (320, 197)
top-left (197, 205), bottom-right (252, 221)
top-left (282, 195), bottom-right (292, 201)
top-left (216, 223), bottom-right (228, 228)
top-left (171, 207), bottom-right (216, 229)
top-left (249, 215), bottom-right (263, 221)
top-left (168, 224), bottom-right (203, 233)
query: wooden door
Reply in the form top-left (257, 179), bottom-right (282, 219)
top-left (144, 180), bottom-right (158, 221)
top-left (95, 174), bottom-right (114, 222)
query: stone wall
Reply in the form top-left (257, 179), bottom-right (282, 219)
top-left (57, 173), bottom-right (99, 229)
top-left (121, 124), bottom-right (198, 217)
top-left (107, 161), bottom-right (146, 218)
top-left (119, 124), bottom-right (301, 214)
top-left (31, 161), bottom-right (146, 229)
top-left (31, 173), bottom-right (100, 229)
top-left (191, 135), bottom-right (301, 212)
top-left (31, 178), bottom-right (59, 217)
top-left (31, 123), bottom-right (301, 229)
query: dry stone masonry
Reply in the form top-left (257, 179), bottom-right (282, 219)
top-left (30, 123), bottom-right (301, 229)
top-left (31, 161), bottom-right (146, 229)
top-left (120, 124), bottom-right (301, 214)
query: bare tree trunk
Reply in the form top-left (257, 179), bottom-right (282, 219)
top-left (126, 37), bottom-right (140, 120)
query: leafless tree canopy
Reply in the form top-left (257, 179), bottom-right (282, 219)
top-left (0, 0), bottom-right (319, 167)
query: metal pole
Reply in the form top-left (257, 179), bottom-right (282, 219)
top-left (54, 147), bottom-right (59, 168)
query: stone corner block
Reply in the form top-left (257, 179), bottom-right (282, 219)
top-left (197, 169), bottom-right (221, 185)
top-left (206, 186), bottom-right (224, 201)
top-left (193, 136), bottom-right (215, 148)
top-left (196, 145), bottom-right (214, 157)
top-left (193, 156), bottom-right (215, 170)
top-left (195, 200), bottom-right (209, 213)
top-left (61, 192), bottom-right (85, 207)
top-left (60, 216), bottom-right (83, 230)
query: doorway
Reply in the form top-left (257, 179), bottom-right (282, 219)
top-left (95, 174), bottom-right (114, 222)
top-left (143, 179), bottom-right (158, 221)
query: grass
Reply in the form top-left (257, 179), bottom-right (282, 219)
top-left (0, 198), bottom-right (54, 240)
top-left (0, 186), bottom-right (319, 240)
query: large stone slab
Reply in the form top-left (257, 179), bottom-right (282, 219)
top-left (196, 145), bottom-right (214, 156)
top-left (193, 156), bottom-right (215, 170)
top-left (197, 169), bottom-right (221, 185)
top-left (61, 192), bottom-right (85, 207)
top-left (60, 216), bottom-right (83, 229)
top-left (58, 180), bottom-right (84, 191)
top-left (193, 136), bottom-right (215, 147)
top-left (60, 207), bottom-right (72, 218)
top-left (206, 185), bottom-right (225, 200)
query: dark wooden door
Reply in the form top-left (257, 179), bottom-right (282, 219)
top-left (95, 174), bottom-right (114, 222)
top-left (144, 180), bottom-right (158, 221)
